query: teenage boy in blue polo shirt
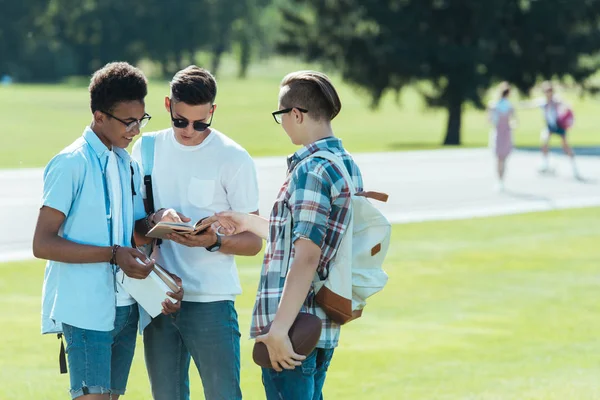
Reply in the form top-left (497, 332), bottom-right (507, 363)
top-left (33, 62), bottom-right (180, 399)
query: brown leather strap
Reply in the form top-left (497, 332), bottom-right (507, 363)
top-left (356, 191), bottom-right (389, 203)
top-left (371, 243), bottom-right (382, 256)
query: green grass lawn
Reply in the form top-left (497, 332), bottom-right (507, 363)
top-left (1, 57), bottom-right (599, 168)
top-left (1, 207), bottom-right (600, 399)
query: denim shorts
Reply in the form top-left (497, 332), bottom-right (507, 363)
top-left (62, 305), bottom-right (139, 399)
top-left (548, 124), bottom-right (566, 136)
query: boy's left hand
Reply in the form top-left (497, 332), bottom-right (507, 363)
top-left (256, 325), bottom-right (305, 372)
top-left (166, 229), bottom-right (218, 248)
top-left (161, 272), bottom-right (183, 315)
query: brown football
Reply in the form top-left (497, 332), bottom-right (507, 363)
top-left (252, 312), bottom-right (322, 369)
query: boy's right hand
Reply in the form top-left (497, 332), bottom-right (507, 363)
top-left (209, 211), bottom-right (251, 236)
top-left (116, 247), bottom-right (154, 279)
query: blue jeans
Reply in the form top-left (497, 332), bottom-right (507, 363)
top-left (262, 347), bottom-right (335, 400)
top-left (144, 300), bottom-right (241, 400)
top-left (62, 305), bottom-right (139, 399)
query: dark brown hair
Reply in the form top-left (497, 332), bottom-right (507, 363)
top-left (89, 62), bottom-right (148, 113)
top-left (280, 71), bottom-right (341, 121)
top-left (170, 65), bottom-right (217, 105)
top-left (499, 81), bottom-right (511, 98)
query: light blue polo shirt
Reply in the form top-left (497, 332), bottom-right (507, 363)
top-left (41, 127), bottom-right (146, 334)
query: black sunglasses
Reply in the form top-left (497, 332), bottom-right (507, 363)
top-left (170, 104), bottom-right (215, 132)
top-left (271, 107), bottom-right (308, 124)
top-left (102, 111), bottom-right (151, 132)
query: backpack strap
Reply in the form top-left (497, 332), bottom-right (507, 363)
top-left (309, 150), bottom-right (357, 194)
top-left (141, 133), bottom-right (158, 212)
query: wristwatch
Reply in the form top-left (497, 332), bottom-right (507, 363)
top-left (206, 234), bottom-right (221, 252)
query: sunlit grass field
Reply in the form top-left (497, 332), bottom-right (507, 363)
top-left (2, 207), bottom-right (600, 399)
top-left (1, 58), bottom-right (599, 168)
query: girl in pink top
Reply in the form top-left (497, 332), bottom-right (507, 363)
top-left (488, 82), bottom-right (515, 191)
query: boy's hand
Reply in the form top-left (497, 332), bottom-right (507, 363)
top-left (154, 208), bottom-right (191, 224)
top-left (210, 211), bottom-right (251, 236)
top-left (255, 325), bottom-right (305, 372)
top-left (117, 248), bottom-right (154, 279)
top-left (165, 229), bottom-right (219, 248)
top-left (161, 273), bottom-right (183, 315)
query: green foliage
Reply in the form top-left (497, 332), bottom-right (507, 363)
top-left (278, 0), bottom-right (600, 144)
top-left (0, 0), bottom-right (277, 80)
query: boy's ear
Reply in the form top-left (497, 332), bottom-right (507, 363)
top-left (93, 110), bottom-right (104, 125)
top-left (164, 96), bottom-right (171, 113)
top-left (294, 108), bottom-right (305, 124)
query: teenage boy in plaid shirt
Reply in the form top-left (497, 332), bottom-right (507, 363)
top-left (212, 70), bottom-right (364, 399)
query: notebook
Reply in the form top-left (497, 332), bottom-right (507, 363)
top-left (146, 217), bottom-right (213, 239)
top-left (116, 259), bottom-right (181, 318)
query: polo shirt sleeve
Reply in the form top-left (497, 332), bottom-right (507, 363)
top-left (289, 161), bottom-right (333, 247)
top-left (41, 153), bottom-right (83, 217)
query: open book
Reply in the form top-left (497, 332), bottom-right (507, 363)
top-left (146, 217), bottom-right (213, 239)
top-left (116, 260), bottom-right (181, 318)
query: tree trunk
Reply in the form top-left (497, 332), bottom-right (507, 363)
top-left (175, 50), bottom-right (184, 71)
top-left (238, 35), bottom-right (251, 79)
top-left (211, 45), bottom-right (224, 76)
top-left (160, 60), bottom-right (169, 79)
top-left (443, 96), bottom-right (463, 145)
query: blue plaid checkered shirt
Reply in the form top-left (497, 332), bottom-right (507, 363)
top-left (250, 137), bottom-right (364, 348)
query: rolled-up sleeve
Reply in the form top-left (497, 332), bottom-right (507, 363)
top-left (41, 154), bottom-right (82, 217)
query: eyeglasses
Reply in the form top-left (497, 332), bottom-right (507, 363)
top-left (170, 104), bottom-right (215, 131)
top-left (102, 111), bottom-right (151, 132)
top-left (271, 107), bottom-right (308, 124)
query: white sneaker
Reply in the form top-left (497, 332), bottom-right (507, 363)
top-left (495, 181), bottom-right (505, 192)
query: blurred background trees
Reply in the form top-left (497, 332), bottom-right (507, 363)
top-left (278, 0), bottom-right (600, 144)
top-left (1, 0), bottom-right (599, 145)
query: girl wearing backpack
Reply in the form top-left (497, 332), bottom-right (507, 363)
top-left (523, 81), bottom-right (580, 179)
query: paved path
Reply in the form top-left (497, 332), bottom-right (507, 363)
top-left (2, 148), bottom-right (599, 263)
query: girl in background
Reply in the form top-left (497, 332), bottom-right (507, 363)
top-left (488, 82), bottom-right (515, 191)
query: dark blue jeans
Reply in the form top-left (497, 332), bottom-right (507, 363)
top-left (143, 300), bottom-right (241, 400)
top-left (261, 347), bottom-right (335, 400)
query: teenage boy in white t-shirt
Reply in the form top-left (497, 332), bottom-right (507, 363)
top-left (132, 65), bottom-right (262, 400)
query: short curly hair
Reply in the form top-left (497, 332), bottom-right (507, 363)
top-left (89, 62), bottom-right (148, 113)
top-left (170, 66), bottom-right (217, 105)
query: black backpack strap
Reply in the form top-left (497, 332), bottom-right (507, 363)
top-left (144, 174), bottom-right (155, 213)
top-left (58, 333), bottom-right (67, 374)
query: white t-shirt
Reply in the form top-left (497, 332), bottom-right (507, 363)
top-left (534, 97), bottom-right (558, 126)
top-left (106, 150), bottom-right (136, 306)
top-left (131, 128), bottom-right (259, 302)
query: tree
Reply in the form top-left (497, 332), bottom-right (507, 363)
top-left (233, 0), bottom-right (284, 78)
top-left (0, 0), bottom-right (58, 80)
top-left (42, 0), bottom-right (148, 76)
top-left (278, 0), bottom-right (600, 145)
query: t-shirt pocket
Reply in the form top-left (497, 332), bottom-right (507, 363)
top-left (187, 177), bottom-right (215, 209)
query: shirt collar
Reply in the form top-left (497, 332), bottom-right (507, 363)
top-left (83, 126), bottom-right (131, 163)
top-left (287, 137), bottom-right (343, 171)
